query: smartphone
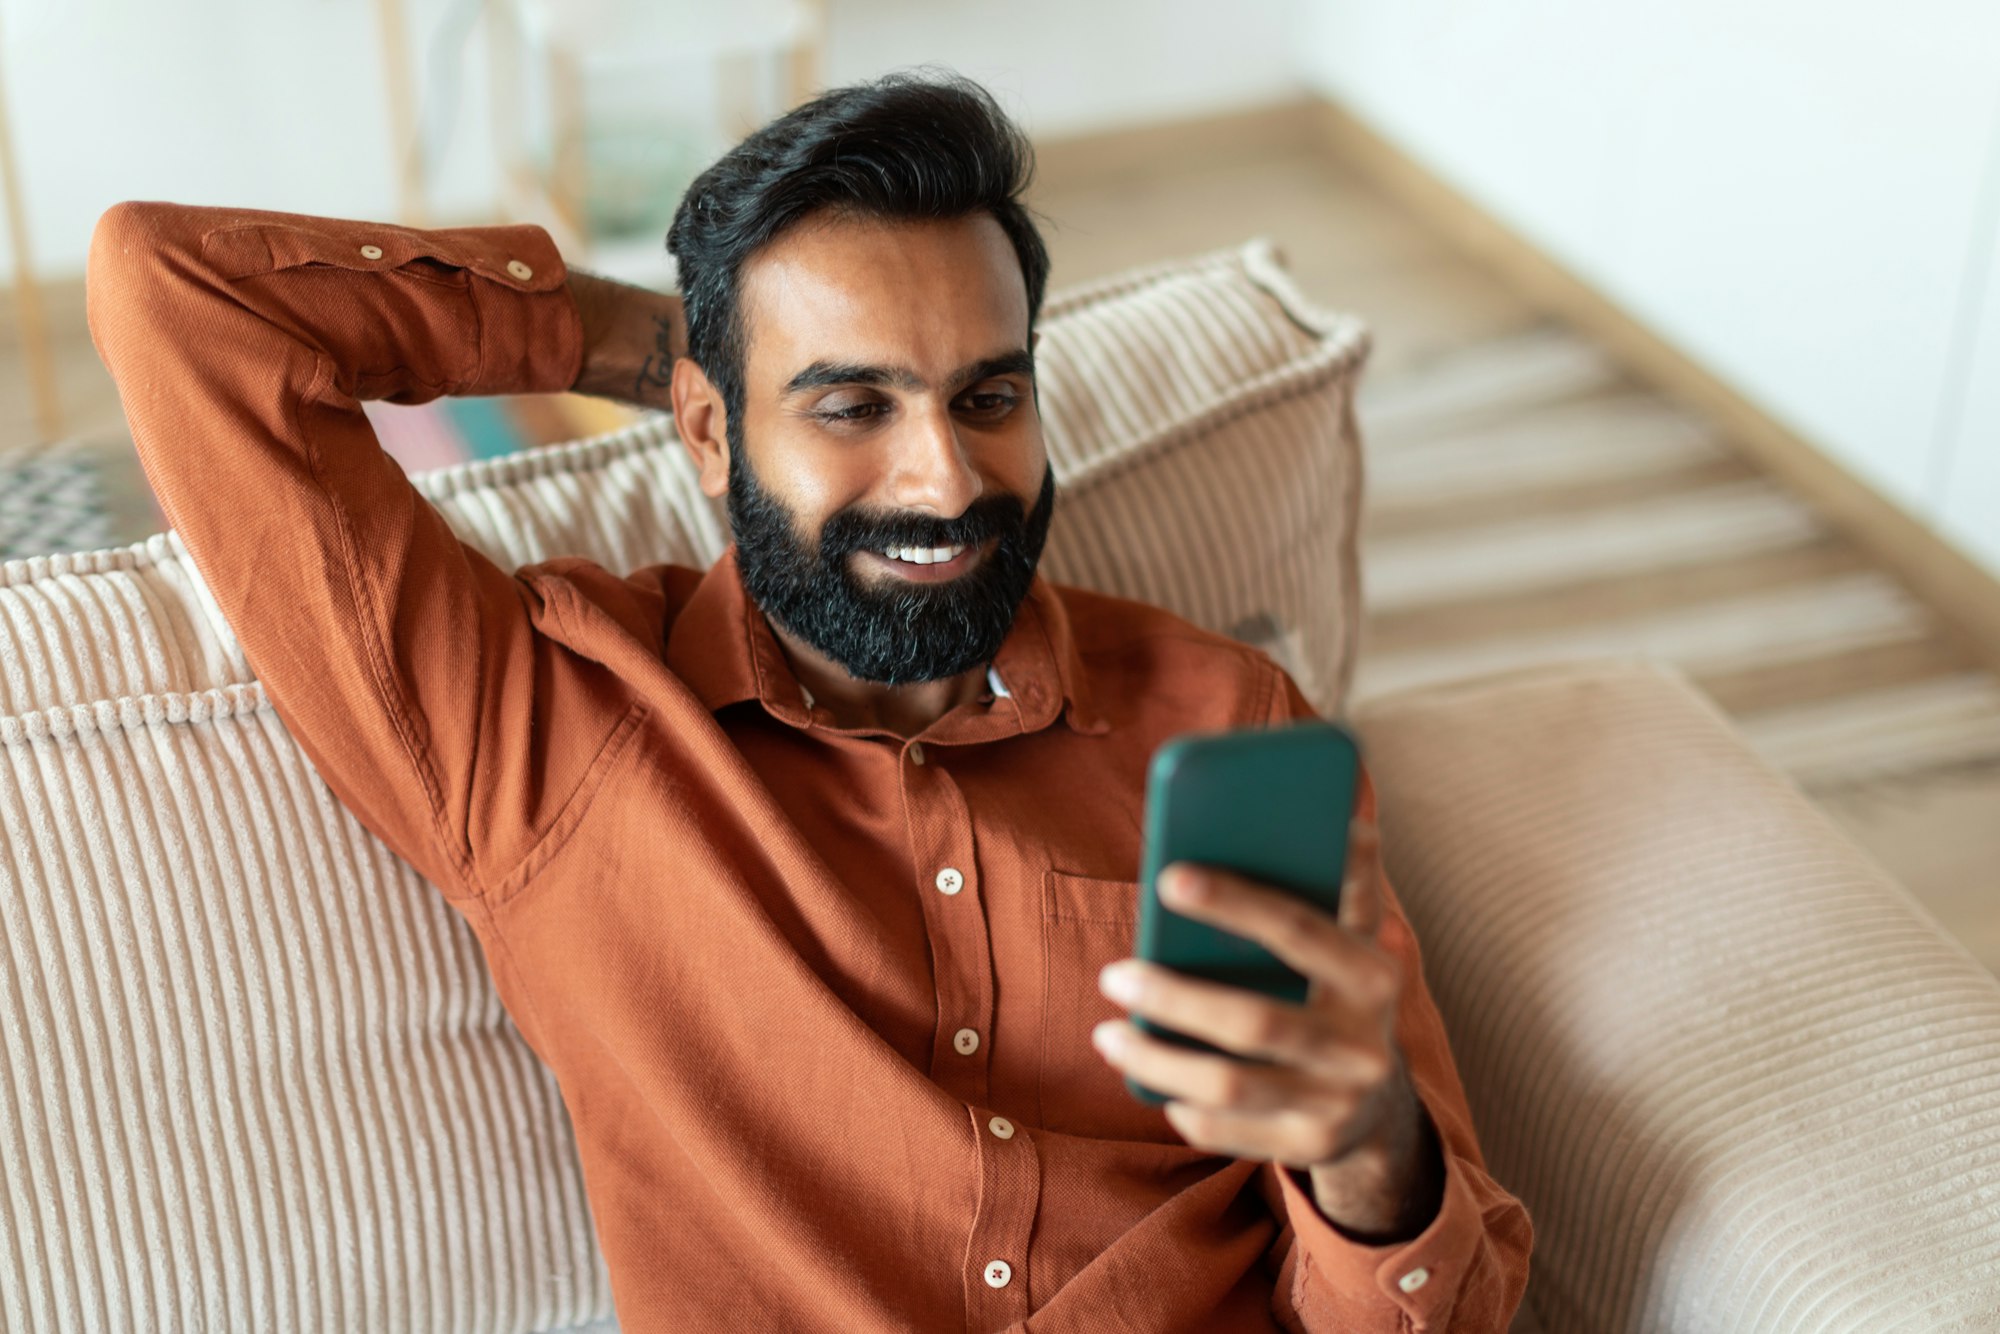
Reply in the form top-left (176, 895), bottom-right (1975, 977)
top-left (1126, 717), bottom-right (1364, 1106)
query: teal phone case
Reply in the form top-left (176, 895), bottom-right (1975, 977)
top-left (1127, 718), bottom-right (1363, 1106)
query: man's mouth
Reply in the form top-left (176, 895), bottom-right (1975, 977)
top-left (880, 540), bottom-right (964, 568)
top-left (864, 537), bottom-right (992, 581)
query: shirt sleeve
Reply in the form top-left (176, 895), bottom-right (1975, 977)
top-left (1258, 667), bottom-right (1535, 1331)
top-left (85, 201), bottom-right (596, 901)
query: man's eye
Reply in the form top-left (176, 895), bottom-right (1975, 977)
top-left (815, 402), bottom-right (886, 423)
top-left (961, 392), bottom-right (1017, 417)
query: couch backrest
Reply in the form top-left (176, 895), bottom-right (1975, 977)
top-left (0, 240), bottom-right (1367, 1334)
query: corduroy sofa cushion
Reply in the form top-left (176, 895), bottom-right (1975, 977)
top-left (1351, 657), bottom-right (2000, 1332)
top-left (0, 238), bottom-right (1367, 1333)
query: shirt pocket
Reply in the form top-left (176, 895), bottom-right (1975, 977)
top-left (1038, 870), bottom-right (1176, 1143)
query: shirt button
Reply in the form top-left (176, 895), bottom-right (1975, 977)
top-left (953, 1028), bottom-right (980, 1055)
top-left (983, 1260), bottom-right (1012, 1288)
top-left (909, 741), bottom-right (926, 765)
top-left (935, 867), bottom-right (963, 895)
top-left (987, 1115), bottom-right (1014, 1140)
top-left (358, 244), bottom-right (383, 259)
top-left (1398, 1266), bottom-right (1430, 1293)
top-left (506, 258), bottom-right (534, 280)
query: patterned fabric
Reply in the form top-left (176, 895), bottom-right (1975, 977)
top-left (1352, 658), bottom-right (2000, 1331)
top-left (0, 439), bottom-right (154, 560)
top-left (0, 240), bottom-right (1366, 1333)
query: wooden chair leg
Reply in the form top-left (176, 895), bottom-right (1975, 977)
top-left (0, 2), bottom-right (62, 444)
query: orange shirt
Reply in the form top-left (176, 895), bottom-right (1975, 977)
top-left (86, 202), bottom-right (1531, 1332)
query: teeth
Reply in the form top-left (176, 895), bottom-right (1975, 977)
top-left (883, 544), bottom-right (966, 566)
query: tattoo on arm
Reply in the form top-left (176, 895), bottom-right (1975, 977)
top-left (631, 313), bottom-right (677, 403)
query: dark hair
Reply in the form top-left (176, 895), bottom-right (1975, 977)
top-left (665, 70), bottom-right (1050, 432)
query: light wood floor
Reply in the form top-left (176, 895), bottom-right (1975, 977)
top-left (1030, 143), bottom-right (2000, 975)
top-left (9, 141), bottom-right (2000, 973)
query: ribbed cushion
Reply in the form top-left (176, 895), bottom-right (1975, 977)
top-left (0, 240), bottom-right (1366, 1333)
top-left (1351, 658), bottom-right (2000, 1333)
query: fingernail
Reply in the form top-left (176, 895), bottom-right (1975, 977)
top-left (1161, 867), bottom-right (1205, 905)
top-left (1092, 1020), bottom-right (1126, 1052)
top-left (1100, 962), bottom-right (1142, 1002)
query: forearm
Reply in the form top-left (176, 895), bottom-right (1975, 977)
top-left (565, 268), bottom-right (685, 411)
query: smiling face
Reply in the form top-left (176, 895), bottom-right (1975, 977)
top-left (675, 209), bottom-right (1057, 686)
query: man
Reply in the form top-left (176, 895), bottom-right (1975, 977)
top-left (88, 72), bottom-right (1530, 1331)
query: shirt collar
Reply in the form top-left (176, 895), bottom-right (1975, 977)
top-left (664, 545), bottom-right (1107, 736)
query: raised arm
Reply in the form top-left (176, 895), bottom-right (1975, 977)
top-left (86, 202), bottom-right (678, 898)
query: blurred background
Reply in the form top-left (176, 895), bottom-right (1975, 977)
top-left (2, 0), bottom-right (1999, 967)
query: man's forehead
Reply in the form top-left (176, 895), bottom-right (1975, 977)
top-left (738, 213), bottom-right (1030, 378)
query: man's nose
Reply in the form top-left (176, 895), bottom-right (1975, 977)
top-left (889, 401), bottom-right (983, 520)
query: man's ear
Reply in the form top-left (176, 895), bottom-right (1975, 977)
top-left (671, 357), bottom-right (731, 499)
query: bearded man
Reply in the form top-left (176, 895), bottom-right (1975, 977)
top-left (88, 70), bottom-right (1530, 1332)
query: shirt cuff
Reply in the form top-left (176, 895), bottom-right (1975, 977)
top-left (1273, 1096), bottom-right (1490, 1325)
top-left (433, 221), bottom-right (584, 398)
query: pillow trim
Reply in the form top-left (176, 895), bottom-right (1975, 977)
top-left (1042, 237), bottom-right (1357, 346)
top-left (0, 681), bottom-right (274, 747)
top-left (0, 529), bottom-right (183, 588)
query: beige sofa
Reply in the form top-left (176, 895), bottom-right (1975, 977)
top-left (6, 239), bottom-right (1999, 1332)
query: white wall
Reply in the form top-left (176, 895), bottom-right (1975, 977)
top-left (820, 0), bottom-right (1300, 140)
top-left (1938, 168), bottom-right (2000, 577)
top-left (1297, 0), bottom-right (2000, 579)
top-left (1, 0), bottom-right (1299, 278)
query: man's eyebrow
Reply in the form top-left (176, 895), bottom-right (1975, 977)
top-left (780, 348), bottom-right (1035, 398)
top-left (949, 350), bottom-right (1035, 393)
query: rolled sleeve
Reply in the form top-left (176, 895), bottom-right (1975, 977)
top-left (1269, 1114), bottom-right (1528, 1329)
top-left (87, 202), bottom-right (600, 898)
top-left (458, 223), bottom-right (584, 394)
top-left (177, 209), bottom-right (583, 399)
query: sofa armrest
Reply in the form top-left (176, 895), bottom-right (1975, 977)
top-left (1349, 658), bottom-right (2000, 1332)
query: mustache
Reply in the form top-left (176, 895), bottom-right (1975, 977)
top-left (818, 494), bottom-right (1026, 556)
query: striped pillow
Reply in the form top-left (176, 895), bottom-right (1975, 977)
top-left (0, 239), bottom-right (1367, 1333)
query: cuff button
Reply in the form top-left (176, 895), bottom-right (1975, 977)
top-left (507, 259), bottom-right (534, 281)
top-left (359, 244), bottom-right (383, 260)
top-left (1398, 1266), bottom-right (1430, 1293)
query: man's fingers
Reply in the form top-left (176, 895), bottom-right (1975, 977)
top-left (1160, 1104), bottom-right (1360, 1176)
top-left (1337, 815), bottom-right (1384, 942)
top-left (1156, 862), bottom-right (1399, 1011)
top-left (1096, 1024), bottom-right (1376, 1120)
top-left (1096, 963), bottom-right (1392, 1081)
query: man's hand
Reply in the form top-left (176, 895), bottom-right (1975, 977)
top-left (565, 268), bottom-right (687, 411)
top-left (1090, 812), bottom-right (1446, 1242)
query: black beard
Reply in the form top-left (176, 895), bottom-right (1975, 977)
top-left (724, 435), bottom-right (1058, 687)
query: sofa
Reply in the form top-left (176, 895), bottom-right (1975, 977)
top-left (5, 238), bottom-right (1999, 1333)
